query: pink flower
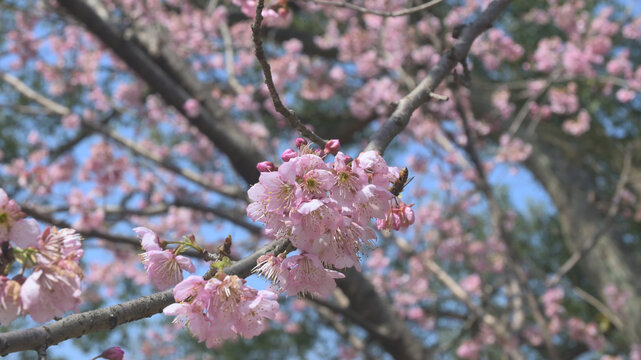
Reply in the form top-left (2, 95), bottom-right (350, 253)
top-left (36, 227), bottom-right (83, 264)
top-left (456, 339), bottom-right (481, 359)
top-left (616, 88), bottom-right (636, 103)
top-left (0, 276), bottom-right (21, 326)
top-left (280, 253), bottom-right (345, 297)
top-left (291, 199), bottom-right (341, 250)
top-left (183, 98), bottom-right (200, 117)
top-left (140, 249), bottom-right (195, 290)
top-left (563, 110), bottom-right (591, 136)
top-left (376, 200), bottom-right (415, 231)
top-left (0, 188), bottom-right (39, 248)
top-left (133, 227), bottom-right (161, 251)
top-left (93, 346), bottom-right (124, 360)
top-left (460, 274), bottom-right (482, 296)
top-left (164, 274), bottom-right (279, 348)
top-left (256, 161), bottom-right (275, 172)
top-left (21, 260), bottom-right (83, 323)
top-left (135, 226), bottom-right (194, 290)
top-left (280, 148), bottom-right (298, 162)
top-left (324, 139), bottom-right (340, 155)
top-left (8, 218), bottom-right (40, 249)
top-left (253, 254), bottom-right (284, 284)
top-left (297, 168), bottom-right (334, 199)
top-left (249, 171), bottom-right (297, 214)
top-left (353, 151), bottom-right (393, 187)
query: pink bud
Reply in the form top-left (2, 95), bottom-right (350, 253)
top-left (281, 148), bottom-right (297, 162)
top-left (183, 99), bottom-right (200, 117)
top-left (95, 346), bottom-right (124, 360)
top-left (256, 161), bottom-right (275, 172)
top-left (324, 139), bottom-right (340, 155)
top-left (295, 138), bottom-right (308, 148)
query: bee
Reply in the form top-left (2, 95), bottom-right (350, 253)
top-left (388, 167), bottom-right (414, 197)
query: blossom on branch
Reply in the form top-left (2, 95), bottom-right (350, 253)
top-left (163, 274), bottom-right (279, 348)
top-left (134, 227), bottom-right (195, 290)
top-left (20, 260), bottom-right (83, 323)
top-left (0, 188), bottom-right (40, 248)
top-left (0, 277), bottom-right (21, 326)
top-left (248, 142), bottom-right (413, 297)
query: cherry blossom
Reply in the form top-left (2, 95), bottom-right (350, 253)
top-left (0, 276), bottom-right (21, 326)
top-left (163, 274), bottom-right (279, 348)
top-left (20, 260), bottom-right (83, 323)
top-left (135, 228), bottom-right (195, 290)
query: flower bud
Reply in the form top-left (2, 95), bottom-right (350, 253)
top-left (295, 138), bottom-right (307, 148)
top-left (281, 148), bottom-right (297, 162)
top-left (94, 346), bottom-right (124, 360)
top-left (256, 161), bottom-right (275, 172)
top-left (324, 139), bottom-right (340, 155)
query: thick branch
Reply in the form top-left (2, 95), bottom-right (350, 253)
top-left (0, 238), bottom-right (289, 355)
top-left (56, 0), bottom-right (265, 184)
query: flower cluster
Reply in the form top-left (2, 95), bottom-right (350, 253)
top-left (163, 274), bottom-right (279, 349)
top-left (151, 140), bottom-right (415, 347)
top-left (0, 188), bottom-right (84, 325)
top-left (134, 227), bottom-right (195, 290)
top-left (250, 140), bottom-right (413, 297)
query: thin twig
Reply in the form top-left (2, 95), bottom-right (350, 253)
top-left (547, 145), bottom-right (634, 288)
top-left (457, 97), bottom-right (560, 360)
top-left (0, 72), bottom-right (70, 116)
top-left (571, 286), bottom-right (624, 330)
top-left (394, 237), bottom-right (525, 360)
top-left (218, 21), bottom-right (244, 94)
top-left (85, 121), bottom-right (247, 200)
top-left (251, 0), bottom-right (327, 147)
top-left (307, 0), bottom-right (444, 17)
top-left (366, 0), bottom-right (514, 154)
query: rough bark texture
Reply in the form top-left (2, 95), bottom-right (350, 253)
top-left (525, 125), bottom-right (641, 345)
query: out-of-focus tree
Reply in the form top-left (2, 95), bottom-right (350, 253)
top-left (0, 0), bottom-right (640, 359)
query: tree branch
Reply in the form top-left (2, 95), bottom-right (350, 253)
top-left (251, 0), bottom-right (327, 147)
top-left (306, 0), bottom-right (444, 17)
top-left (56, 0), bottom-right (265, 184)
top-left (0, 237), bottom-right (290, 355)
top-left (365, 0), bottom-right (514, 154)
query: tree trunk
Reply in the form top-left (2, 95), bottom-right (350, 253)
top-left (524, 125), bottom-right (641, 345)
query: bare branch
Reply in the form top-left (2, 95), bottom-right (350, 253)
top-left (0, 72), bottom-right (70, 116)
top-left (547, 145), bottom-right (633, 288)
top-left (457, 97), bottom-right (560, 360)
top-left (20, 203), bottom-right (140, 247)
top-left (366, 0), bottom-right (514, 154)
top-left (394, 237), bottom-right (525, 360)
top-left (0, 237), bottom-right (290, 355)
top-left (251, 0), bottom-right (328, 147)
top-left (218, 21), bottom-right (245, 94)
top-left (572, 286), bottom-right (624, 330)
top-left (85, 121), bottom-right (247, 200)
top-left (56, 0), bottom-right (265, 184)
top-left (306, 0), bottom-right (444, 17)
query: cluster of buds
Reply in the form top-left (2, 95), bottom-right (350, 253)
top-left (0, 188), bottom-right (84, 325)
